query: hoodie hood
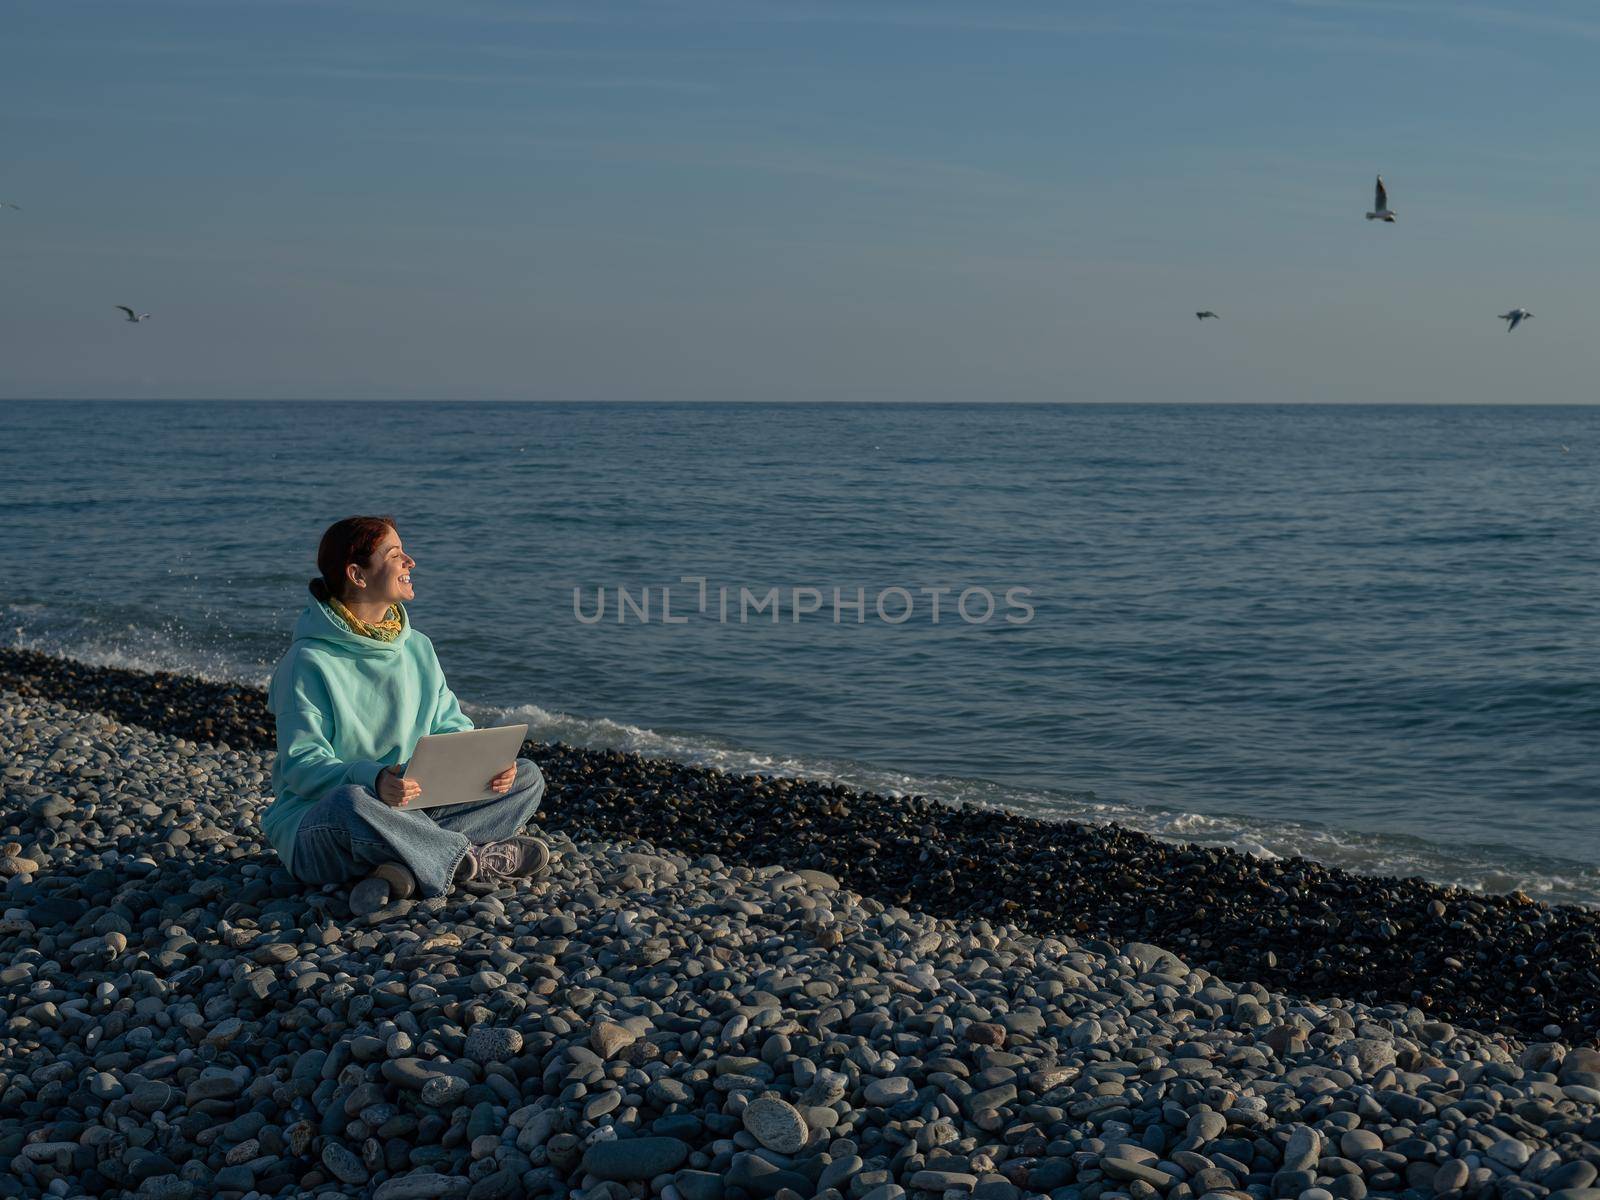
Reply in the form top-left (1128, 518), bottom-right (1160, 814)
top-left (290, 599), bottom-right (411, 657)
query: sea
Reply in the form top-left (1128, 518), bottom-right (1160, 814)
top-left (3, 400), bottom-right (1597, 905)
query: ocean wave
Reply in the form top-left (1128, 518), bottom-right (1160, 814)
top-left (477, 698), bottom-right (1600, 908)
top-left (11, 610), bottom-right (1597, 908)
top-left (4, 606), bottom-right (272, 689)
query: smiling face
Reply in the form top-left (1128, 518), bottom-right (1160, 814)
top-left (348, 527), bottom-right (416, 606)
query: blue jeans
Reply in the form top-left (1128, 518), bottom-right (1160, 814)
top-left (292, 757), bottom-right (547, 898)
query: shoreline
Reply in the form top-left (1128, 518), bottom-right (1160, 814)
top-left (2, 687), bottom-right (1600, 1200)
top-left (1, 647), bottom-right (1597, 1047)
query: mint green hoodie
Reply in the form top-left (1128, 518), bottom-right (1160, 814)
top-left (263, 598), bottom-right (473, 873)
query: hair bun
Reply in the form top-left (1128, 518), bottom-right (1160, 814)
top-left (313, 516), bottom-right (396, 608)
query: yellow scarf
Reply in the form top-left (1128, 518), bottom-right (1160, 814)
top-left (328, 596), bottom-right (405, 642)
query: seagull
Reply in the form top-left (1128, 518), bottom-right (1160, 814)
top-left (1562, 444), bottom-right (1570, 453)
top-left (115, 306), bottom-right (152, 323)
top-left (1498, 308), bottom-right (1533, 332)
top-left (0, 202), bottom-right (19, 212)
top-left (1365, 175), bottom-right (1396, 222)
top-left (1196, 311), bottom-right (1220, 320)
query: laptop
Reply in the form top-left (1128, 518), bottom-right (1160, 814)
top-left (401, 724), bottom-right (529, 810)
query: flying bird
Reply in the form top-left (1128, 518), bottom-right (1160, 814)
top-left (115, 306), bottom-right (152, 323)
top-left (1196, 311), bottom-right (1220, 320)
top-left (1365, 175), bottom-right (1395, 222)
top-left (1498, 308), bottom-right (1533, 332)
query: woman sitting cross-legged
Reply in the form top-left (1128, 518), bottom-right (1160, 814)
top-left (262, 514), bottom-right (550, 898)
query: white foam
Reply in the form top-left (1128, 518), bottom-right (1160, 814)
top-left (475, 696), bottom-right (1600, 908)
top-left (5, 607), bottom-right (272, 688)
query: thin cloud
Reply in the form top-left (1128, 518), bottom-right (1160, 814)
top-left (397, 132), bottom-right (1029, 197)
top-left (160, 0), bottom-right (613, 21)
top-left (574, 78), bottom-right (719, 93)
top-left (1448, 4), bottom-right (1600, 42)
top-left (682, 0), bottom-right (1168, 35)
top-left (1284, 0), bottom-right (1600, 41)
top-left (698, 148), bottom-right (1022, 194)
top-left (672, 0), bottom-right (1483, 61)
top-left (285, 65), bottom-right (718, 93)
top-left (1247, 23), bottom-right (1486, 60)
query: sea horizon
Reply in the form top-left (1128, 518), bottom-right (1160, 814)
top-left (8, 398), bottom-right (1600, 408)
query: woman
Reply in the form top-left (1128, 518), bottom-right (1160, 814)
top-left (262, 515), bottom-right (550, 898)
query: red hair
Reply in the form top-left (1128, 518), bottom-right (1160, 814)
top-left (309, 516), bottom-right (397, 603)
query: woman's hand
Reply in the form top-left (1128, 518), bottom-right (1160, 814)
top-left (488, 763), bottom-right (517, 794)
top-left (377, 764), bottom-right (422, 808)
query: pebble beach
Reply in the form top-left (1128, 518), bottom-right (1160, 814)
top-left (3, 652), bottom-right (1600, 1200)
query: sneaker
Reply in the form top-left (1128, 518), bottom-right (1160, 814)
top-left (369, 862), bottom-right (417, 900)
top-left (473, 835), bottom-right (551, 881)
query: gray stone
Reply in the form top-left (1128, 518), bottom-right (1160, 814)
top-left (1546, 1165), bottom-right (1600, 1192)
top-left (819, 1155), bottom-right (864, 1193)
top-left (584, 1089), bottom-right (622, 1120)
top-left (212, 1165), bottom-right (256, 1191)
top-left (1102, 1159), bottom-right (1175, 1188)
top-left (467, 1169), bottom-right (518, 1200)
top-left (1560, 1049), bottom-right (1600, 1084)
top-left (187, 1071), bottom-right (242, 1102)
top-left (1336, 1038), bottom-right (1397, 1073)
top-left (374, 1177), bottom-right (473, 1196)
top-left (726, 1153), bottom-right (812, 1197)
top-left (383, 1057), bottom-right (453, 1091)
top-left (675, 1171), bottom-right (726, 1200)
top-left (582, 1136), bottom-right (691, 1181)
top-left (863, 1075), bottom-right (915, 1105)
top-left (804, 1069), bottom-right (848, 1107)
top-left (465, 1025), bottom-right (523, 1064)
top-left (909, 1171), bottom-right (978, 1192)
top-left (130, 1080), bottom-right (173, 1114)
top-left (590, 1019), bottom-right (636, 1059)
top-left (1340, 1130), bottom-right (1383, 1158)
top-left (1487, 1140), bottom-right (1531, 1169)
top-left (742, 1095), bottom-right (808, 1154)
top-left (87, 1071), bottom-right (123, 1100)
top-left (649, 1077), bottom-right (694, 1107)
top-left (204, 1017), bottom-right (244, 1046)
top-left (421, 1074), bottom-right (468, 1107)
top-left (963, 1083), bottom-right (1016, 1116)
top-left (1282, 1127), bottom-right (1321, 1173)
top-left (1433, 1162), bottom-right (1471, 1193)
top-left (1123, 941), bottom-right (1186, 973)
top-left (139, 1177), bottom-right (194, 1200)
top-left (1028, 1160), bottom-right (1075, 1191)
top-left (322, 1142), bottom-right (371, 1185)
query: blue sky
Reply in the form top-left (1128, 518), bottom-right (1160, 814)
top-left (4, 0), bottom-right (1600, 401)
